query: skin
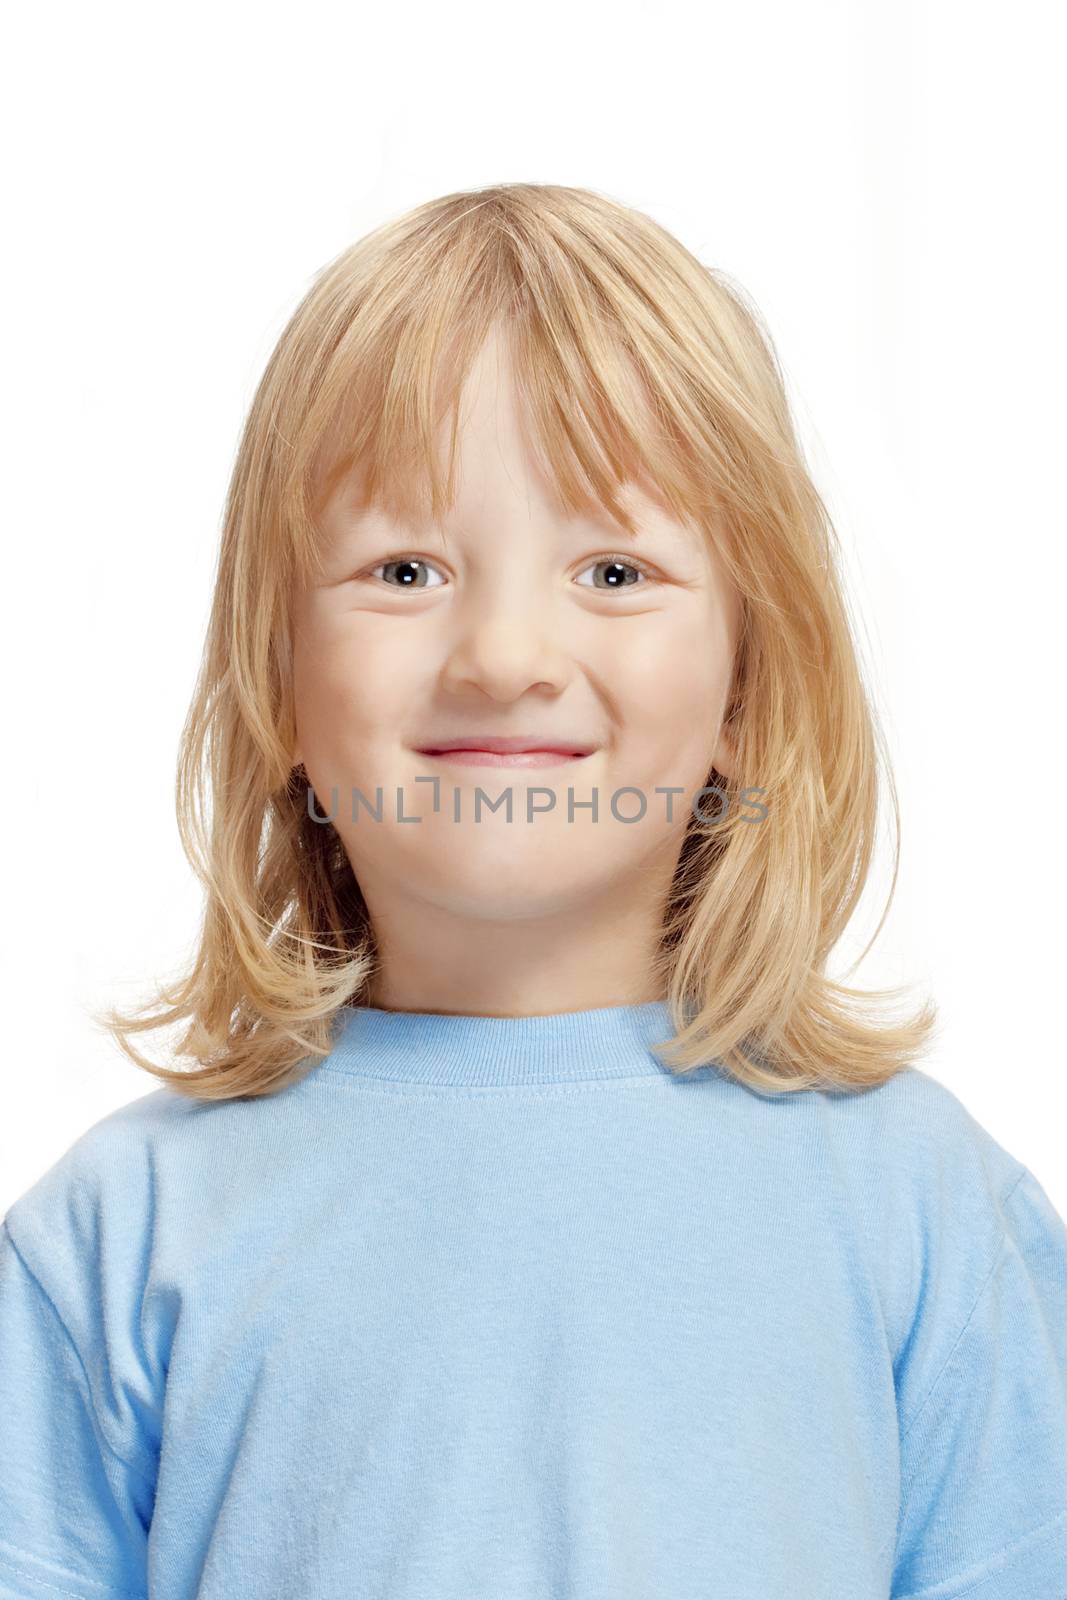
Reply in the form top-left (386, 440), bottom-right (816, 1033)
top-left (291, 326), bottom-right (740, 1017)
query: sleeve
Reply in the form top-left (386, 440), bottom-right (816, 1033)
top-left (891, 1164), bottom-right (1067, 1600)
top-left (0, 1221), bottom-right (154, 1600)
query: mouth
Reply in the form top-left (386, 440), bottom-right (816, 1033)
top-left (413, 736), bottom-right (597, 769)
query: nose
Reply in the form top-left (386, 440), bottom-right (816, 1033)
top-left (438, 581), bottom-right (573, 701)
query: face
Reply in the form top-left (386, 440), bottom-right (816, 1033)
top-left (291, 328), bottom-right (740, 955)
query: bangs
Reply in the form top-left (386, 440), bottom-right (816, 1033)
top-left (294, 192), bottom-right (723, 571)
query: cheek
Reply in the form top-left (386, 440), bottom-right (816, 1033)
top-left (292, 616), bottom-right (415, 769)
top-left (613, 619), bottom-right (733, 747)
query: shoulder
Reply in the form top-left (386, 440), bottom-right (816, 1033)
top-left (2, 1082), bottom-right (282, 1331)
top-left (2, 1091), bottom-right (190, 1329)
top-left (877, 1080), bottom-right (1067, 1593)
top-left (812, 1061), bottom-right (1027, 1213)
top-left (6, 1071), bottom-right (313, 1220)
top-left (6, 1088), bottom-right (204, 1246)
top-left (805, 1065), bottom-right (1046, 1378)
top-left (0, 1089), bottom-right (215, 1504)
top-left (3, 1062), bottom-right (325, 1308)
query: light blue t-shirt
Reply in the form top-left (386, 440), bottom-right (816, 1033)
top-left (2, 1000), bottom-right (1066, 1599)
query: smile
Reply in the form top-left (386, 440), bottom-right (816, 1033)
top-left (413, 748), bottom-right (594, 769)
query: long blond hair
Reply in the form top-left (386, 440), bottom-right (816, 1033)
top-left (95, 182), bottom-right (936, 1099)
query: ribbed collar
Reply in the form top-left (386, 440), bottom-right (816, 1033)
top-left (326, 999), bottom-right (682, 1086)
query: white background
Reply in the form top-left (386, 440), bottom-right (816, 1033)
top-left (1, 0), bottom-right (1063, 1217)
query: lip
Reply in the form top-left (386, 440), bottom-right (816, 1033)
top-left (413, 735), bottom-right (597, 769)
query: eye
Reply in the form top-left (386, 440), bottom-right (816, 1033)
top-left (367, 557), bottom-right (447, 590)
top-left (574, 555), bottom-right (657, 591)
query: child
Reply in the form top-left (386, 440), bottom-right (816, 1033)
top-left (2, 183), bottom-right (1064, 1600)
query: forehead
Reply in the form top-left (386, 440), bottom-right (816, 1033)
top-left (309, 313), bottom-right (705, 554)
top-left (321, 483), bottom-right (684, 560)
top-left (340, 379), bottom-right (672, 528)
top-left (323, 465), bottom-right (690, 552)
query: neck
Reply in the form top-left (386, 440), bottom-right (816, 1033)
top-left (355, 856), bottom-right (673, 1018)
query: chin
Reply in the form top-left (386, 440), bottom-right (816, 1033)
top-left (423, 868), bottom-right (591, 921)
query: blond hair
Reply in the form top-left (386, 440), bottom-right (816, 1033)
top-left (96, 182), bottom-right (936, 1099)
